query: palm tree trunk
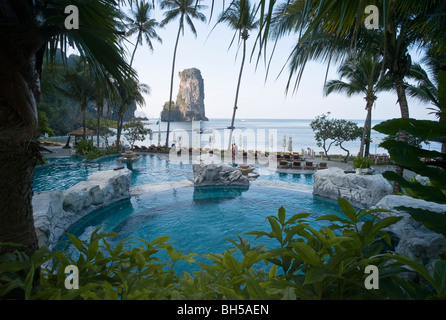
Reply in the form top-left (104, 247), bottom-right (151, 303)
top-left (359, 100), bottom-right (373, 158)
top-left (130, 32), bottom-right (141, 68)
top-left (0, 52), bottom-right (40, 256)
top-left (0, 139), bottom-right (40, 256)
top-left (82, 104), bottom-right (87, 141)
top-left (394, 78), bottom-right (410, 193)
top-left (165, 17), bottom-right (183, 149)
top-left (227, 37), bottom-right (247, 152)
top-left (96, 99), bottom-right (103, 149)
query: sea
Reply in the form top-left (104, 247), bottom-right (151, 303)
top-left (138, 118), bottom-right (441, 156)
top-left (45, 118), bottom-right (441, 156)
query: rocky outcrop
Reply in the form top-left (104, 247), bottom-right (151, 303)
top-left (313, 167), bottom-right (393, 208)
top-left (33, 169), bottom-right (132, 250)
top-left (193, 164), bottom-right (249, 187)
top-left (373, 195), bottom-right (446, 273)
top-left (161, 68), bottom-right (208, 122)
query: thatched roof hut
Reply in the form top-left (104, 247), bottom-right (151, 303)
top-left (65, 127), bottom-right (97, 147)
top-left (69, 127), bottom-right (96, 137)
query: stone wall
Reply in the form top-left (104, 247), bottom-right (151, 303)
top-left (313, 167), bottom-right (393, 208)
top-left (33, 168), bottom-right (132, 250)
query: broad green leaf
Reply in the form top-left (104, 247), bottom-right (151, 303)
top-left (24, 263), bottom-right (34, 300)
top-left (304, 266), bottom-right (335, 285)
top-left (281, 287), bottom-right (297, 300)
top-left (86, 240), bottom-right (99, 261)
top-left (398, 207), bottom-right (446, 237)
top-left (371, 216), bottom-right (403, 234)
top-left (278, 206), bottom-right (286, 225)
top-left (104, 282), bottom-right (119, 300)
top-left (67, 234), bottom-right (86, 254)
top-left (338, 198), bottom-right (358, 223)
top-left (267, 216), bottom-right (283, 244)
top-left (434, 260), bottom-right (446, 295)
top-left (286, 212), bottom-right (311, 225)
top-left (291, 242), bottom-right (321, 266)
top-left (135, 252), bottom-right (146, 272)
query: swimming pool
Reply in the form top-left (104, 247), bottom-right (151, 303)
top-left (33, 154), bottom-right (314, 192)
top-left (59, 185), bottom-right (345, 273)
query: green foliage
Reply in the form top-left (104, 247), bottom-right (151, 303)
top-left (160, 102), bottom-right (185, 122)
top-left (352, 156), bottom-right (373, 169)
top-left (123, 120), bottom-right (151, 149)
top-left (2, 201), bottom-right (445, 300)
top-left (310, 113), bottom-right (363, 161)
top-left (374, 118), bottom-right (446, 237)
top-left (75, 140), bottom-right (97, 156)
top-left (37, 111), bottom-right (55, 138)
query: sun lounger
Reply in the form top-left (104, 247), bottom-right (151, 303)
top-left (304, 161), bottom-right (314, 170)
top-left (292, 161), bottom-right (302, 169)
top-left (279, 160), bottom-right (289, 169)
top-left (318, 162), bottom-right (328, 170)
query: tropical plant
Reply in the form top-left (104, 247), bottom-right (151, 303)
top-left (216, 0), bottom-right (260, 151)
top-left (114, 79), bottom-right (151, 150)
top-left (125, 0), bottom-right (163, 67)
top-left (2, 200), bottom-right (445, 300)
top-left (352, 156), bottom-right (372, 169)
top-left (324, 55), bottom-right (392, 158)
top-left (0, 0), bottom-right (136, 256)
top-left (159, 0), bottom-right (207, 148)
top-left (374, 118), bottom-right (446, 237)
top-left (62, 63), bottom-right (96, 141)
top-left (406, 49), bottom-right (446, 153)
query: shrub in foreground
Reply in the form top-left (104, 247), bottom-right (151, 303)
top-left (1, 199), bottom-right (445, 300)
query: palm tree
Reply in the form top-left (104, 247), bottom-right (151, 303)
top-left (0, 0), bottom-right (135, 256)
top-left (324, 56), bottom-right (392, 157)
top-left (217, 0), bottom-right (259, 151)
top-left (125, 0), bottom-right (163, 67)
top-left (406, 50), bottom-right (446, 153)
top-left (159, 0), bottom-right (207, 148)
top-left (114, 79), bottom-right (151, 150)
top-left (63, 63), bottom-right (96, 141)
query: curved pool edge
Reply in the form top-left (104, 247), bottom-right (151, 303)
top-left (129, 179), bottom-right (314, 198)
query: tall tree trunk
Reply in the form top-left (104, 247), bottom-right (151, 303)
top-left (130, 31), bottom-right (141, 68)
top-left (82, 104), bottom-right (87, 141)
top-left (96, 98), bottom-right (103, 149)
top-left (165, 17), bottom-right (183, 149)
top-left (0, 50), bottom-right (41, 257)
top-left (394, 78), bottom-right (410, 193)
top-left (227, 36), bottom-right (247, 152)
top-left (364, 101), bottom-right (374, 158)
top-left (359, 100), bottom-right (373, 158)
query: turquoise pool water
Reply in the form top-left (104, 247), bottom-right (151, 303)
top-left (33, 154), bottom-right (314, 192)
top-left (59, 186), bottom-right (344, 273)
top-left (36, 154), bottom-right (342, 273)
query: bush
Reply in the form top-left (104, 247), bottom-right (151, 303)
top-left (1, 199), bottom-right (445, 300)
top-left (75, 140), bottom-right (97, 156)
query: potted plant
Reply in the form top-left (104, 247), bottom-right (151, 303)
top-left (353, 157), bottom-right (373, 175)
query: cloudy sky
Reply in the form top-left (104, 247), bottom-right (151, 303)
top-left (126, 2), bottom-right (436, 122)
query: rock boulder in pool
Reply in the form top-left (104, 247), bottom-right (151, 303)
top-left (193, 164), bottom-right (249, 187)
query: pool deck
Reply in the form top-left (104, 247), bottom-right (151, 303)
top-left (41, 146), bottom-right (396, 172)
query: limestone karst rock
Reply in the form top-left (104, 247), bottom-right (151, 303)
top-left (161, 68), bottom-right (208, 122)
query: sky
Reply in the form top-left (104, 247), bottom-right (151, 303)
top-left (125, 2), bottom-right (436, 122)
